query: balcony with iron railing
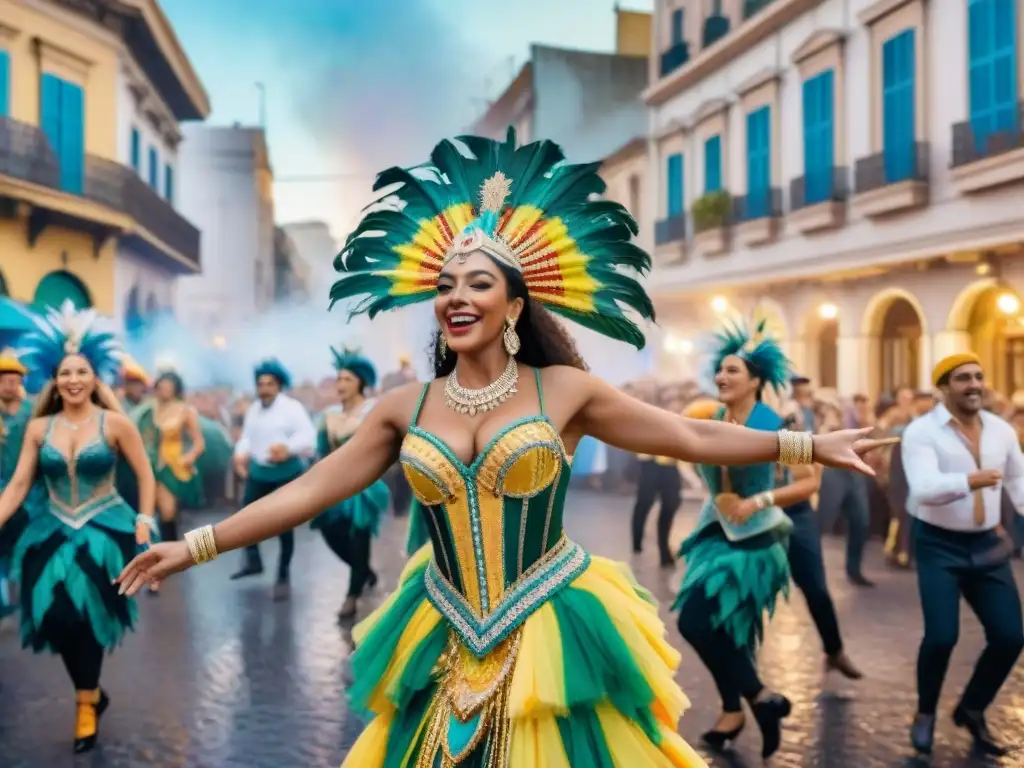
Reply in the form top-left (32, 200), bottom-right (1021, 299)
top-left (0, 116), bottom-right (199, 271)
top-left (789, 167), bottom-right (848, 233)
top-left (950, 103), bottom-right (1024, 194)
top-left (659, 41), bottom-right (690, 78)
top-left (852, 141), bottom-right (929, 218)
top-left (732, 187), bottom-right (782, 246)
top-left (653, 213), bottom-right (687, 265)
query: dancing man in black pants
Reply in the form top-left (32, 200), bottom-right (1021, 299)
top-left (903, 353), bottom-right (1024, 756)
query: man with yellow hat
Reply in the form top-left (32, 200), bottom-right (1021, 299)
top-left (0, 348), bottom-right (35, 617)
top-left (902, 351), bottom-right (1024, 756)
top-left (119, 354), bottom-right (151, 412)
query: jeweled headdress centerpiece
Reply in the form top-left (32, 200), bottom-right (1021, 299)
top-left (330, 128), bottom-right (656, 349)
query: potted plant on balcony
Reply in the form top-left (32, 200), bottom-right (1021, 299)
top-left (692, 190), bottom-right (731, 256)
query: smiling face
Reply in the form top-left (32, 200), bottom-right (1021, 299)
top-left (944, 362), bottom-right (985, 415)
top-left (434, 251), bottom-right (524, 356)
top-left (335, 368), bottom-right (362, 401)
top-left (714, 354), bottom-right (761, 407)
top-left (56, 354), bottom-right (97, 406)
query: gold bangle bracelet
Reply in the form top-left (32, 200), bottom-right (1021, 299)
top-left (184, 525), bottom-right (219, 565)
top-left (777, 430), bottom-right (814, 466)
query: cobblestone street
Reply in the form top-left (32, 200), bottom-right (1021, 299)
top-left (1, 490), bottom-right (1022, 767)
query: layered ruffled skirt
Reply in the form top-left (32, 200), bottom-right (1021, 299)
top-left (343, 546), bottom-right (706, 767)
top-left (12, 502), bottom-right (138, 653)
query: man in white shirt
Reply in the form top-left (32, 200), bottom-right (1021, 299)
top-left (901, 353), bottom-right (1024, 756)
top-left (231, 359), bottom-right (316, 600)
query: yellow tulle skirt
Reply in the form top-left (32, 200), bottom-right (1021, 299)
top-left (342, 546), bottom-right (706, 767)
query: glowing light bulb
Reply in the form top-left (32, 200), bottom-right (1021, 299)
top-left (212, 334), bottom-right (227, 349)
top-left (997, 293), bottom-right (1020, 315)
top-left (818, 302), bottom-right (838, 320)
top-left (710, 296), bottom-right (728, 314)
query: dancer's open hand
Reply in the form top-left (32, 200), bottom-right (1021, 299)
top-left (115, 541), bottom-right (193, 596)
top-left (812, 428), bottom-right (899, 476)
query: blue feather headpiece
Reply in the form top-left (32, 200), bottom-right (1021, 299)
top-left (330, 346), bottom-right (377, 390)
top-left (706, 318), bottom-right (791, 395)
top-left (254, 358), bottom-right (291, 389)
top-left (17, 301), bottom-right (122, 393)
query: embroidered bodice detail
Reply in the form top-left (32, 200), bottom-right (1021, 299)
top-left (320, 400), bottom-right (375, 454)
top-left (399, 369), bottom-right (588, 657)
top-left (38, 412), bottom-right (120, 529)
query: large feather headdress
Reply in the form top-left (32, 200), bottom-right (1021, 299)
top-left (705, 318), bottom-right (791, 395)
top-left (17, 301), bottom-right (122, 392)
top-left (329, 127), bottom-right (655, 348)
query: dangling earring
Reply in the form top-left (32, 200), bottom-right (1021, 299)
top-left (439, 332), bottom-right (448, 358)
top-left (503, 317), bottom-right (521, 356)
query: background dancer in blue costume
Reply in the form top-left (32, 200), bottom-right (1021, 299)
top-left (672, 320), bottom-right (885, 759)
top-left (311, 347), bottom-right (388, 619)
top-left (230, 358), bottom-right (316, 600)
top-left (0, 302), bottom-right (157, 754)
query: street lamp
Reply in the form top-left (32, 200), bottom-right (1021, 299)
top-left (818, 302), bottom-right (838, 320)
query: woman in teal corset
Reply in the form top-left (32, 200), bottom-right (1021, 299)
top-left (117, 130), bottom-right (884, 767)
top-left (0, 302), bottom-right (156, 754)
top-left (673, 321), bottom-right (829, 759)
top-left (312, 347), bottom-right (387, 619)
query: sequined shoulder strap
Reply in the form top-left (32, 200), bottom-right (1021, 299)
top-left (410, 383), bottom-right (430, 428)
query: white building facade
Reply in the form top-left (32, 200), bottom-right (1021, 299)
top-left (281, 220), bottom-right (338, 307)
top-left (174, 125), bottom-right (275, 344)
top-left (646, 0), bottom-right (1024, 398)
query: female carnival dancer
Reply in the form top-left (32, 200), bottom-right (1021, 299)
top-left (673, 321), bottom-right (835, 759)
top-left (312, 347), bottom-right (387, 619)
top-left (0, 302), bottom-right (156, 753)
top-left (135, 370), bottom-right (206, 545)
top-left (117, 129), bottom-right (884, 767)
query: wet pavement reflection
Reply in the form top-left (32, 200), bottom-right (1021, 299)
top-left (0, 489), bottom-right (1021, 766)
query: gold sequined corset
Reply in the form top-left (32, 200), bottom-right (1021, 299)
top-left (400, 381), bottom-right (588, 658)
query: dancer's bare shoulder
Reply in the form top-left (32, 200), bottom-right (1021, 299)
top-left (373, 381), bottom-right (427, 436)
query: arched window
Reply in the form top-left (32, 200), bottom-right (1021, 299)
top-left (32, 271), bottom-right (92, 311)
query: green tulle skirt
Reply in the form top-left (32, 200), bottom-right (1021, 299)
top-left (404, 499), bottom-right (431, 556)
top-left (673, 524), bottom-right (790, 651)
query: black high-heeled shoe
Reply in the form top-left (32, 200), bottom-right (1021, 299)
top-left (701, 719), bottom-right (745, 751)
top-left (366, 570), bottom-right (378, 589)
top-left (752, 693), bottom-right (791, 759)
top-left (73, 688), bottom-right (109, 754)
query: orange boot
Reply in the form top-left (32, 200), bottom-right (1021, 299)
top-left (73, 688), bottom-right (109, 753)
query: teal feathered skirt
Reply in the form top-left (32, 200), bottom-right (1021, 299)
top-left (673, 523), bottom-right (791, 651)
top-left (12, 500), bottom-right (140, 653)
top-left (311, 479), bottom-right (390, 537)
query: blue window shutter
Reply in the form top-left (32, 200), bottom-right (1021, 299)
top-left (164, 163), bottom-right (173, 203)
top-left (746, 106), bottom-right (770, 217)
top-left (802, 76), bottom-right (818, 202)
top-left (968, 0), bottom-right (1019, 149)
top-left (0, 50), bottom-right (9, 117)
top-left (803, 70), bottom-right (834, 204)
top-left (58, 80), bottom-right (84, 195)
top-left (148, 146), bottom-right (158, 188)
top-left (40, 73), bottom-right (62, 163)
top-left (883, 30), bottom-right (916, 182)
top-left (130, 127), bottom-right (141, 172)
top-left (704, 135), bottom-right (721, 193)
top-left (666, 153), bottom-right (683, 216)
top-left (671, 9), bottom-right (684, 45)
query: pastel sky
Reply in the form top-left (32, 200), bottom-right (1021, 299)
top-left (162, 0), bottom-right (652, 241)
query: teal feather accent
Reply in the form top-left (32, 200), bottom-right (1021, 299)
top-left (329, 346), bottom-right (378, 389)
top-left (254, 357), bottom-right (292, 389)
top-left (330, 127), bottom-right (656, 348)
top-left (707, 318), bottom-right (791, 394)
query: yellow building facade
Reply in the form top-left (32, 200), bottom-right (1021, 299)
top-left (0, 0), bottom-right (208, 319)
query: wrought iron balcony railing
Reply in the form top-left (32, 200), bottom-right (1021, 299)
top-left (732, 187), bottom-right (782, 222)
top-left (951, 103), bottom-right (1024, 168)
top-left (854, 141), bottom-right (929, 194)
top-left (0, 116), bottom-right (199, 268)
top-left (655, 214), bottom-right (687, 245)
top-left (790, 167), bottom-right (849, 210)
top-left (659, 42), bottom-right (690, 77)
